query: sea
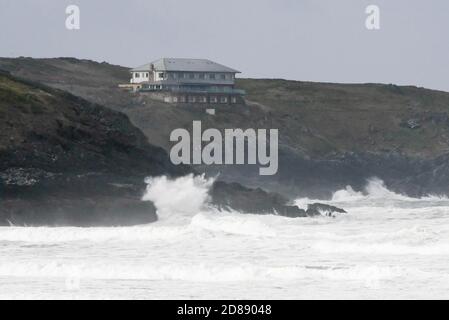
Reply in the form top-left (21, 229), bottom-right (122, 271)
top-left (1, 175), bottom-right (449, 299)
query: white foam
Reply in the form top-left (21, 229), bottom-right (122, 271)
top-left (190, 211), bottom-right (277, 237)
top-left (314, 241), bottom-right (449, 256)
top-left (142, 174), bottom-right (214, 222)
top-left (0, 225), bottom-right (188, 243)
top-left (2, 175), bottom-right (449, 299)
top-left (295, 177), bottom-right (449, 208)
top-left (0, 260), bottom-right (414, 284)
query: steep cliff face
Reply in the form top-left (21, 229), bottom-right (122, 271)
top-left (2, 57), bottom-right (449, 197)
top-left (0, 71), bottom-right (187, 226)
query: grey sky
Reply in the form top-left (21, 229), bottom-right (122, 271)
top-left (1, 0), bottom-right (448, 92)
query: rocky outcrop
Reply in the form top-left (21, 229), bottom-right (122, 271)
top-left (209, 181), bottom-right (347, 218)
top-left (209, 181), bottom-right (306, 217)
top-left (306, 203), bottom-right (347, 217)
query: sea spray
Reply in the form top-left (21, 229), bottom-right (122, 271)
top-left (142, 174), bottom-right (215, 222)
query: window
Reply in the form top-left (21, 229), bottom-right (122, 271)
top-left (231, 97), bottom-right (237, 104)
top-left (199, 73), bottom-right (205, 80)
top-left (188, 96), bottom-right (196, 103)
top-left (210, 96), bottom-right (218, 103)
top-left (209, 73), bottom-right (216, 80)
top-left (189, 73), bottom-right (195, 79)
top-left (199, 96), bottom-right (207, 103)
top-left (220, 74), bottom-right (226, 80)
top-left (158, 72), bottom-right (165, 79)
top-left (180, 96), bottom-right (186, 103)
top-left (183, 73), bottom-right (189, 79)
top-left (135, 73), bottom-right (140, 78)
top-left (145, 73), bottom-right (149, 77)
top-left (220, 96), bottom-right (228, 103)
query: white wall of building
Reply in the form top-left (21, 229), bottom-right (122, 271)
top-left (130, 71), bottom-right (150, 84)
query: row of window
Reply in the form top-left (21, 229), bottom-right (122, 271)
top-left (134, 72), bottom-right (234, 81)
top-left (167, 96), bottom-right (237, 103)
top-left (167, 72), bottom-right (233, 81)
top-left (134, 72), bottom-right (149, 78)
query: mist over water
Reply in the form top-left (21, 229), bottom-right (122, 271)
top-left (1, 175), bottom-right (449, 299)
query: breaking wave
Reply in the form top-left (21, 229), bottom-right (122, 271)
top-left (142, 174), bottom-right (214, 223)
top-left (295, 177), bottom-right (449, 209)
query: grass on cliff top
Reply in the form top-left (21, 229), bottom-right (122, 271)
top-left (236, 78), bottom-right (449, 158)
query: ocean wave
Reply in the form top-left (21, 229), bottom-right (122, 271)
top-left (295, 177), bottom-right (449, 209)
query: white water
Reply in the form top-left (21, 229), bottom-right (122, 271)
top-left (1, 176), bottom-right (449, 299)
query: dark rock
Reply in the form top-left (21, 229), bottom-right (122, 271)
top-left (276, 205), bottom-right (307, 218)
top-left (306, 203), bottom-right (347, 217)
top-left (2, 197), bottom-right (157, 227)
top-left (209, 181), bottom-right (307, 218)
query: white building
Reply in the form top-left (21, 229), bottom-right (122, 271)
top-left (120, 58), bottom-right (245, 104)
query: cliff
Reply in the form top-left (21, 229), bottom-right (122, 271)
top-left (0, 71), bottom-right (187, 226)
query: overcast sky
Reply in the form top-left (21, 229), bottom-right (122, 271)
top-left (1, 0), bottom-right (448, 92)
